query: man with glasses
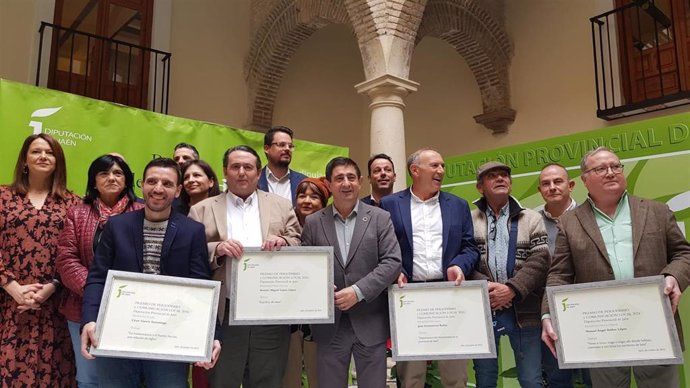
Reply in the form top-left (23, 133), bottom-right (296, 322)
top-left (258, 126), bottom-right (307, 205)
top-left (541, 147), bottom-right (690, 388)
top-left (470, 161), bottom-right (550, 388)
top-left (380, 149), bottom-right (478, 388)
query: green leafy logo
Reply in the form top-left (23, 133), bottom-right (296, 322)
top-left (399, 294), bottom-right (406, 308)
top-left (116, 284), bottom-right (127, 298)
top-left (243, 258), bottom-right (251, 271)
top-left (561, 298), bottom-right (569, 312)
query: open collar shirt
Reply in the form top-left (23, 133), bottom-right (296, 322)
top-left (410, 188), bottom-right (444, 281)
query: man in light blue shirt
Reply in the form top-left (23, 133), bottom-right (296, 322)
top-left (542, 146), bottom-right (690, 388)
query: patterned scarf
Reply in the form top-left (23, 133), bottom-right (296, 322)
top-left (96, 196), bottom-right (131, 227)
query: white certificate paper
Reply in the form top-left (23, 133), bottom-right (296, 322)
top-left (547, 276), bottom-right (683, 368)
top-left (229, 247), bottom-right (334, 325)
top-left (91, 271), bottom-right (220, 362)
top-left (388, 281), bottom-right (496, 361)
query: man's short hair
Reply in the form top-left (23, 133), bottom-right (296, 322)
top-left (174, 142), bottom-right (199, 159)
top-left (264, 126), bottom-right (294, 146)
top-left (325, 157), bottom-right (361, 180)
top-left (406, 148), bottom-right (437, 174)
top-left (223, 145), bottom-right (262, 170)
top-left (144, 157), bottom-right (182, 185)
top-left (367, 153), bottom-right (394, 176)
top-left (540, 162), bottom-right (568, 173)
top-left (580, 146), bottom-right (614, 173)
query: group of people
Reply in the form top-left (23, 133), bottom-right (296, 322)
top-left (0, 124), bottom-right (688, 388)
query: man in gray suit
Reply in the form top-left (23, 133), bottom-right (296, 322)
top-left (542, 146), bottom-right (690, 388)
top-left (301, 156), bottom-right (402, 388)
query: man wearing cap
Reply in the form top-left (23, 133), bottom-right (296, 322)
top-left (542, 147), bottom-right (690, 388)
top-left (380, 148), bottom-right (478, 388)
top-left (361, 153), bottom-right (396, 207)
top-left (469, 161), bottom-right (550, 388)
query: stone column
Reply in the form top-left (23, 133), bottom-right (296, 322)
top-left (355, 74), bottom-right (419, 192)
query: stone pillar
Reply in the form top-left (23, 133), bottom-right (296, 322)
top-left (355, 74), bottom-right (419, 192)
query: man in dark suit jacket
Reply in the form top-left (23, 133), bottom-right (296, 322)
top-left (81, 158), bottom-right (220, 388)
top-left (542, 147), bottom-right (690, 388)
top-left (361, 153), bottom-right (396, 207)
top-left (302, 157), bottom-right (401, 388)
top-left (380, 149), bottom-right (478, 388)
top-left (258, 126), bottom-right (307, 205)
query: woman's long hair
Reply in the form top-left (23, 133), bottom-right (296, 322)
top-left (11, 133), bottom-right (69, 199)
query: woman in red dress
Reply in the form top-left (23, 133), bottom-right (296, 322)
top-left (0, 134), bottom-right (80, 387)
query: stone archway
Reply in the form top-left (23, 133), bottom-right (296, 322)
top-left (245, 0), bottom-right (352, 130)
top-left (418, 0), bottom-right (515, 133)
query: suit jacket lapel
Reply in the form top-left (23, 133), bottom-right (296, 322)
top-left (212, 193), bottom-right (229, 241)
top-left (577, 201), bottom-right (610, 262)
top-left (161, 213), bottom-right (178, 266)
top-left (257, 191), bottom-right (271, 240)
top-left (440, 193), bottom-right (450, 261)
top-left (321, 207), bottom-right (344, 267)
top-left (629, 196), bottom-right (646, 259)
top-left (346, 207), bottom-right (371, 266)
top-left (399, 191), bottom-right (414, 252)
top-left (133, 210), bottom-right (145, 272)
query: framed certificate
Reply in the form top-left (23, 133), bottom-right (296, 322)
top-left (388, 281), bottom-right (496, 361)
top-left (228, 246), bottom-right (334, 325)
top-left (547, 275), bottom-right (683, 368)
top-left (90, 270), bottom-right (221, 362)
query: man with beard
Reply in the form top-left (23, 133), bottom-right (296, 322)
top-left (81, 158), bottom-right (220, 387)
top-left (258, 126), bottom-right (307, 205)
top-left (361, 153), bottom-right (396, 207)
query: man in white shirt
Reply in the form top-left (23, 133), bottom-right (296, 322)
top-left (258, 126), bottom-right (307, 205)
top-left (188, 145), bottom-right (301, 388)
top-left (380, 148), bottom-right (479, 388)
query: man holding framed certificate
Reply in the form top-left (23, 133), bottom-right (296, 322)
top-left (541, 146), bottom-right (690, 388)
top-left (81, 158), bottom-right (221, 388)
top-left (380, 148), bottom-right (479, 388)
top-left (188, 145), bottom-right (301, 388)
top-left (302, 156), bottom-right (402, 388)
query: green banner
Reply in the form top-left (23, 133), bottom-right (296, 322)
top-left (442, 112), bottom-right (690, 388)
top-left (0, 79), bottom-right (348, 195)
top-left (443, 112), bottom-right (690, 236)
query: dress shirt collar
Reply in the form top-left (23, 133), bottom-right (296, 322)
top-left (227, 190), bottom-right (258, 207)
top-left (267, 167), bottom-right (290, 182)
top-left (542, 198), bottom-right (577, 221)
top-left (333, 201), bottom-right (359, 221)
top-left (410, 187), bottom-right (440, 204)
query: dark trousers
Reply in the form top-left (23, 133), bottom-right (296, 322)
top-left (209, 301), bottom-right (290, 388)
top-left (316, 314), bottom-right (388, 388)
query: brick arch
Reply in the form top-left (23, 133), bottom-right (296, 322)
top-left (418, 0), bottom-right (515, 133)
top-left (245, 0), bottom-right (352, 130)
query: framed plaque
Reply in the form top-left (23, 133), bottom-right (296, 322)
top-left (388, 281), bottom-right (496, 361)
top-left (90, 270), bottom-right (221, 362)
top-left (228, 246), bottom-right (334, 325)
top-left (547, 275), bottom-right (683, 368)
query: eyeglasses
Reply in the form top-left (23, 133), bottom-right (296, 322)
top-left (584, 164), bottom-right (624, 176)
top-left (489, 215), bottom-right (497, 241)
top-left (271, 142), bottom-right (295, 150)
